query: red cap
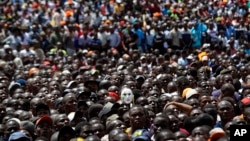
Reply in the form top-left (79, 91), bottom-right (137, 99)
top-left (36, 115), bottom-right (53, 127)
top-left (241, 97), bottom-right (250, 106)
top-left (109, 92), bottom-right (119, 101)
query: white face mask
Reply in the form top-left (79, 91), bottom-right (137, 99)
top-left (121, 88), bottom-right (134, 104)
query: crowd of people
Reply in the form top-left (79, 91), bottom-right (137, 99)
top-left (1, 0), bottom-right (250, 141)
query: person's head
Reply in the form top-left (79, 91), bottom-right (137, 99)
top-left (62, 93), bottom-right (77, 114)
top-left (35, 103), bottom-right (50, 117)
top-left (176, 76), bottom-right (190, 95)
top-left (53, 114), bottom-right (70, 131)
top-left (168, 114), bottom-right (180, 132)
top-left (35, 115), bottom-right (53, 139)
top-left (174, 131), bottom-right (188, 141)
top-left (141, 82), bottom-right (153, 97)
top-left (80, 123), bottom-right (93, 139)
top-left (159, 95), bottom-right (170, 110)
top-left (187, 98), bottom-right (199, 109)
top-left (106, 119), bottom-right (125, 133)
top-left (5, 119), bottom-right (20, 138)
top-left (129, 106), bottom-right (147, 130)
top-left (220, 83), bottom-right (235, 99)
top-left (97, 89), bottom-right (109, 101)
top-left (224, 121), bottom-right (235, 136)
top-left (147, 96), bottom-right (158, 112)
top-left (58, 126), bottom-right (76, 141)
top-left (30, 97), bottom-right (43, 116)
top-left (85, 135), bottom-right (101, 141)
top-left (153, 115), bottom-right (170, 134)
top-left (217, 100), bottom-right (235, 123)
top-left (164, 104), bottom-right (179, 116)
top-left (91, 123), bottom-right (105, 138)
top-left (232, 116), bottom-right (246, 125)
top-left (190, 108), bottom-right (203, 117)
top-left (243, 107), bottom-right (250, 124)
top-left (112, 132), bottom-right (130, 141)
top-left (191, 126), bottom-right (209, 140)
top-left (222, 74), bottom-right (233, 84)
top-left (135, 97), bottom-right (148, 107)
top-left (109, 128), bottom-right (124, 141)
top-left (202, 103), bottom-right (217, 122)
top-left (155, 129), bottom-right (176, 141)
top-left (199, 95), bottom-right (211, 109)
top-left (120, 87), bottom-right (134, 105)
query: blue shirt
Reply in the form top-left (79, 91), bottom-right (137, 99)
top-left (132, 29), bottom-right (145, 47)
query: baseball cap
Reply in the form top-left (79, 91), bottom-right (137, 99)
top-left (35, 115), bottom-right (53, 127)
top-left (8, 131), bottom-right (30, 141)
top-left (185, 89), bottom-right (199, 99)
top-left (241, 97), bottom-right (250, 106)
top-left (98, 102), bottom-right (120, 118)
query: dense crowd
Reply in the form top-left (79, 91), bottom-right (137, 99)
top-left (1, 0), bottom-right (250, 141)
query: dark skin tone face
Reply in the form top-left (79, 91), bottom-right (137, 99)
top-left (188, 98), bottom-right (199, 108)
top-left (190, 109), bottom-right (203, 117)
top-left (199, 96), bottom-right (211, 109)
top-left (243, 107), bottom-right (250, 124)
top-left (191, 127), bottom-right (208, 140)
top-left (0, 90), bottom-right (7, 102)
top-left (136, 97), bottom-right (148, 106)
top-left (141, 83), bottom-right (153, 96)
top-left (174, 131), bottom-right (187, 141)
top-left (153, 117), bottom-right (169, 134)
top-left (168, 115), bottom-right (180, 132)
top-left (91, 123), bottom-right (105, 138)
top-left (218, 100), bottom-right (234, 123)
top-left (80, 125), bottom-right (93, 139)
top-left (63, 93), bottom-right (77, 114)
top-left (129, 107), bottom-right (146, 130)
top-left (5, 120), bottom-right (20, 137)
top-left (55, 114), bottom-right (70, 130)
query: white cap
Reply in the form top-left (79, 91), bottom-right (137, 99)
top-left (201, 55), bottom-right (208, 61)
top-left (186, 89), bottom-right (199, 99)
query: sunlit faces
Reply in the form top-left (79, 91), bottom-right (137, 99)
top-left (120, 88), bottom-right (134, 104)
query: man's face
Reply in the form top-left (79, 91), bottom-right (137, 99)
top-left (0, 90), bottom-right (7, 101)
top-left (192, 127), bottom-right (207, 140)
top-left (199, 96), bottom-right (211, 109)
top-left (91, 123), bottom-right (105, 138)
top-left (5, 120), bottom-right (20, 137)
top-left (218, 101), bottom-right (234, 121)
top-left (168, 115), bottom-right (180, 132)
top-left (64, 94), bottom-right (77, 114)
top-left (141, 83), bottom-right (152, 96)
top-left (136, 97), bottom-right (148, 107)
top-left (55, 114), bottom-right (70, 130)
top-left (153, 117), bottom-right (169, 134)
top-left (36, 122), bottom-right (52, 139)
top-left (80, 125), bottom-right (93, 138)
top-left (129, 107), bottom-right (146, 129)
